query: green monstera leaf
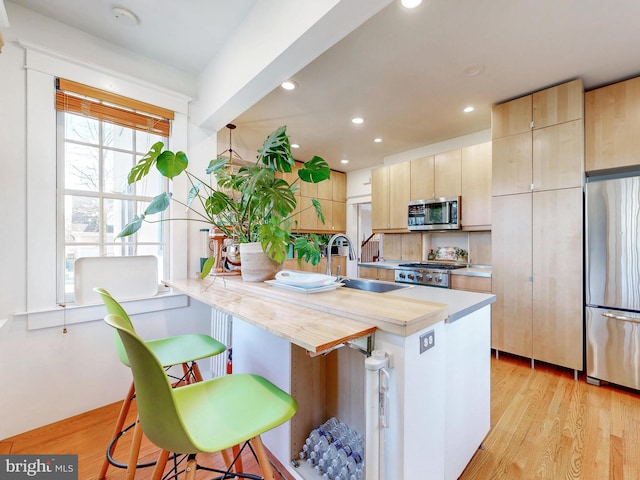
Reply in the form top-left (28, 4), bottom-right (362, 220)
top-left (156, 150), bottom-right (188, 179)
top-left (257, 125), bottom-right (295, 172)
top-left (117, 214), bottom-right (146, 238)
top-left (298, 155), bottom-right (331, 183)
top-left (128, 141), bottom-right (164, 184)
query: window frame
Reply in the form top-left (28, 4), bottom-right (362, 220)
top-left (55, 102), bottom-right (170, 303)
top-left (24, 44), bottom-right (190, 320)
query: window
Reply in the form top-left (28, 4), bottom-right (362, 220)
top-left (55, 79), bottom-right (173, 300)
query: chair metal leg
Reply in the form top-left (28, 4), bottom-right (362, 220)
top-left (126, 417), bottom-right (144, 480)
top-left (99, 381), bottom-right (136, 479)
top-left (151, 450), bottom-right (170, 480)
top-left (251, 435), bottom-right (274, 480)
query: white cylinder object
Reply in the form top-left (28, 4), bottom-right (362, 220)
top-left (364, 350), bottom-right (389, 480)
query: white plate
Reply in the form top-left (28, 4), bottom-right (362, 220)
top-left (274, 270), bottom-right (337, 287)
top-left (265, 280), bottom-right (343, 294)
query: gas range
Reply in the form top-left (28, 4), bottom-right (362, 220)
top-left (395, 262), bottom-right (467, 288)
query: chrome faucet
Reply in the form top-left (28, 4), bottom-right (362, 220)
top-left (326, 234), bottom-right (355, 276)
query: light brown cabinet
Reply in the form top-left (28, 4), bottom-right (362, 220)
top-left (532, 188), bottom-right (583, 369)
top-left (358, 266), bottom-right (396, 281)
top-left (434, 149), bottom-right (462, 198)
top-left (450, 275), bottom-right (492, 294)
top-left (410, 155), bottom-right (435, 200)
top-left (461, 142), bottom-right (492, 228)
top-left (585, 75), bottom-right (640, 172)
top-left (284, 164), bottom-right (346, 233)
top-left (491, 79), bottom-right (584, 372)
top-left (372, 162), bottom-right (410, 232)
top-left (491, 193), bottom-right (533, 358)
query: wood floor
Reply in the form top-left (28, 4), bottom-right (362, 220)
top-left (2, 353), bottom-right (640, 479)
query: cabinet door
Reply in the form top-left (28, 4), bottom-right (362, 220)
top-left (388, 162), bottom-right (411, 229)
top-left (491, 95), bottom-right (532, 139)
top-left (491, 193), bottom-right (533, 357)
top-left (532, 78), bottom-right (583, 129)
top-left (317, 178), bottom-right (333, 200)
top-left (330, 201), bottom-right (346, 232)
top-left (451, 275), bottom-right (492, 293)
top-left (434, 149), bottom-right (461, 198)
top-left (297, 196), bottom-right (318, 231)
top-left (492, 132), bottom-right (532, 196)
top-left (461, 142), bottom-right (492, 228)
top-left (532, 120), bottom-right (584, 191)
top-left (532, 188), bottom-right (583, 370)
top-left (585, 75), bottom-right (640, 172)
top-left (332, 171), bottom-right (346, 202)
top-left (371, 166), bottom-right (389, 230)
top-left (410, 155), bottom-right (435, 200)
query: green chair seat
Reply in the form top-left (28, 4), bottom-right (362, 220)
top-left (146, 333), bottom-right (226, 368)
top-left (104, 313), bottom-right (298, 479)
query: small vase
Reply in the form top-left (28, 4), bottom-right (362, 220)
top-left (239, 242), bottom-right (283, 282)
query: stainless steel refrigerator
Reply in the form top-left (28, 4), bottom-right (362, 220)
top-left (586, 173), bottom-right (640, 389)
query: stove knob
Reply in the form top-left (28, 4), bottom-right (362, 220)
top-left (416, 273), bottom-right (423, 281)
top-left (425, 275), bottom-right (432, 282)
top-left (435, 276), bottom-right (442, 283)
top-left (408, 274), bottom-right (415, 281)
top-left (399, 272), bottom-right (406, 279)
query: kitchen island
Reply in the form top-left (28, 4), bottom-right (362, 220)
top-left (165, 277), bottom-right (494, 480)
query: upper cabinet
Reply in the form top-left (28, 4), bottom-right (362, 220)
top-left (434, 150), bottom-right (462, 198)
top-left (280, 163), bottom-right (346, 233)
top-left (461, 142), bottom-right (492, 229)
top-left (372, 162), bottom-right (410, 232)
top-left (491, 95), bottom-right (532, 139)
top-left (410, 155), bottom-right (435, 200)
top-left (492, 78), bottom-right (584, 195)
top-left (585, 75), bottom-right (640, 172)
top-left (532, 78), bottom-right (584, 129)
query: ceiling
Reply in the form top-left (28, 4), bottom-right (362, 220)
top-left (6, 0), bottom-right (640, 172)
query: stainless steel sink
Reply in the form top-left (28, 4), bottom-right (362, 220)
top-left (339, 277), bottom-right (409, 293)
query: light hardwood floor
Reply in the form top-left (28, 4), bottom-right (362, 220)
top-left (2, 353), bottom-right (640, 479)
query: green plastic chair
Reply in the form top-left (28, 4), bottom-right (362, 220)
top-left (104, 313), bottom-right (298, 480)
top-left (95, 287), bottom-right (227, 479)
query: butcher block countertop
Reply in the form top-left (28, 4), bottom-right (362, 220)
top-left (164, 277), bottom-right (450, 353)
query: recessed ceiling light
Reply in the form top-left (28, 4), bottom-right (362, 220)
top-left (281, 80), bottom-right (297, 91)
top-left (340, 159), bottom-right (350, 164)
top-left (464, 64), bottom-right (485, 77)
top-left (291, 143), bottom-right (300, 149)
top-left (463, 106), bottom-right (474, 113)
top-left (374, 138), bottom-right (382, 143)
top-left (112, 7), bottom-right (139, 26)
top-left (401, 0), bottom-right (423, 8)
top-left (351, 117), bottom-right (364, 125)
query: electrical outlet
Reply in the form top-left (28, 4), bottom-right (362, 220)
top-left (419, 329), bottom-right (435, 354)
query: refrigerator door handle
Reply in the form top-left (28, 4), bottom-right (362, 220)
top-left (602, 312), bottom-right (640, 323)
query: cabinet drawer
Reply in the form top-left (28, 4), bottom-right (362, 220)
top-left (451, 275), bottom-right (491, 293)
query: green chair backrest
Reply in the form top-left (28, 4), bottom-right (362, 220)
top-left (104, 313), bottom-right (196, 453)
top-left (94, 287), bottom-right (135, 366)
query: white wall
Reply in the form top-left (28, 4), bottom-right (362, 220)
top-left (0, 13), bottom-right (215, 439)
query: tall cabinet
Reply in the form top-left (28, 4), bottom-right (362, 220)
top-left (491, 79), bottom-right (584, 372)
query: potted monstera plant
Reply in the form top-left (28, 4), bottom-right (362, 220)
top-left (118, 126), bottom-right (331, 281)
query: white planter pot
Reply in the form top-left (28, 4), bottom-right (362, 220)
top-left (239, 242), bottom-right (283, 282)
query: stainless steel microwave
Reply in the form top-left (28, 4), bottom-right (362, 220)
top-left (408, 196), bottom-right (461, 231)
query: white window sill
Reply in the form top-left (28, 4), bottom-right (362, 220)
top-left (14, 290), bottom-right (189, 331)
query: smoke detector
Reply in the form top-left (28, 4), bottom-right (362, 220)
top-left (112, 7), bottom-right (139, 26)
